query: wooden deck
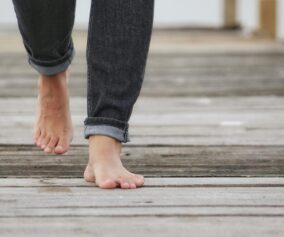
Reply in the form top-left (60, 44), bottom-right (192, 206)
top-left (0, 30), bottom-right (284, 236)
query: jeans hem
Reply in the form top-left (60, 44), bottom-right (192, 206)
top-left (84, 117), bottom-right (130, 143)
top-left (28, 47), bottom-right (75, 76)
top-left (84, 125), bottom-right (130, 143)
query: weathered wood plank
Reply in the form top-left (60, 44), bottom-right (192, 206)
top-left (1, 206), bottom-right (284, 218)
top-left (0, 217), bottom-right (283, 237)
top-left (0, 125), bottom-right (283, 145)
top-left (1, 178), bottom-right (284, 187)
top-left (0, 145), bottom-right (283, 177)
top-left (1, 96), bottom-right (284, 113)
top-left (0, 97), bottom-right (283, 145)
top-left (0, 53), bottom-right (284, 97)
top-left (0, 185), bottom-right (284, 216)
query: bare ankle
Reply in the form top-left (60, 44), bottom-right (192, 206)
top-left (89, 135), bottom-right (122, 149)
top-left (38, 70), bottom-right (68, 88)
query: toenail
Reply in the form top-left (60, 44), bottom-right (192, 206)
top-left (44, 147), bottom-right (51, 153)
top-left (56, 145), bottom-right (63, 150)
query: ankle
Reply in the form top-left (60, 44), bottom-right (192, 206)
top-left (38, 71), bottom-right (67, 88)
top-left (42, 70), bottom-right (67, 80)
top-left (88, 136), bottom-right (122, 161)
top-left (89, 135), bottom-right (122, 149)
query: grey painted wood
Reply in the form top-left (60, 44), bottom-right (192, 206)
top-left (0, 217), bottom-right (283, 237)
top-left (0, 96), bottom-right (283, 145)
top-left (1, 179), bottom-right (284, 236)
top-left (0, 185), bottom-right (284, 207)
top-left (1, 206), bottom-right (284, 217)
top-left (0, 184), bottom-right (284, 216)
top-left (0, 145), bottom-right (283, 177)
top-left (1, 52), bottom-right (284, 97)
top-left (1, 178), bottom-right (284, 187)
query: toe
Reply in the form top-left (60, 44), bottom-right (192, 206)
top-left (129, 182), bottom-right (136, 189)
top-left (120, 181), bottom-right (130, 189)
top-left (117, 178), bottom-right (131, 189)
top-left (33, 129), bottom-right (41, 144)
top-left (44, 137), bottom-right (59, 153)
top-left (84, 164), bottom-right (96, 183)
top-left (98, 179), bottom-right (118, 189)
top-left (134, 174), bottom-right (145, 187)
top-left (41, 136), bottom-right (51, 150)
top-left (36, 132), bottom-right (46, 147)
top-left (54, 145), bottom-right (68, 154)
top-left (54, 137), bottom-right (69, 154)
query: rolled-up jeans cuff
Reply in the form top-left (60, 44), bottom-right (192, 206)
top-left (84, 117), bottom-right (130, 143)
top-left (28, 47), bottom-right (75, 76)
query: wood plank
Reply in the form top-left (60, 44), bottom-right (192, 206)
top-left (0, 53), bottom-right (284, 97)
top-left (0, 96), bottom-right (283, 145)
top-left (0, 217), bottom-right (283, 237)
top-left (1, 96), bottom-right (284, 113)
top-left (0, 145), bottom-right (283, 177)
top-left (1, 206), bottom-right (284, 218)
top-left (0, 185), bottom-right (284, 216)
top-left (1, 178), bottom-right (284, 187)
top-left (1, 126), bottom-right (283, 145)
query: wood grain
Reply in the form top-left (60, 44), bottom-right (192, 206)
top-left (0, 217), bottom-right (283, 237)
top-left (0, 53), bottom-right (284, 97)
top-left (0, 145), bottom-right (283, 177)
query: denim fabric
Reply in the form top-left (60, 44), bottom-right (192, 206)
top-left (12, 0), bottom-right (154, 143)
top-left (12, 0), bottom-right (76, 76)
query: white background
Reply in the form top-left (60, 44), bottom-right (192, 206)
top-left (0, 0), bottom-right (224, 28)
top-left (0, 0), bottom-right (283, 40)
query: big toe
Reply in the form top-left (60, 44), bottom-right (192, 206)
top-left (44, 137), bottom-right (59, 154)
top-left (54, 139), bottom-right (69, 154)
top-left (54, 145), bottom-right (67, 154)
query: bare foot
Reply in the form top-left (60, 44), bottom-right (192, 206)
top-left (84, 135), bottom-right (145, 189)
top-left (33, 70), bottom-right (73, 155)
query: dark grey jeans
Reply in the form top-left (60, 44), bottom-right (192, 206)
top-left (12, 0), bottom-right (154, 143)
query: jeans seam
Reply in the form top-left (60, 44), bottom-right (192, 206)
top-left (86, 1), bottom-right (95, 114)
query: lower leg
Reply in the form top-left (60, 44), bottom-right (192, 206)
top-left (12, 0), bottom-right (76, 154)
top-left (84, 0), bottom-right (155, 188)
top-left (34, 69), bottom-right (73, 154)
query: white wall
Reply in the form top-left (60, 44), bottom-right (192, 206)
top-left (153, 0), bottom-right (224, 28)
top-left (278, 0), bottom-right (284, 41)
top-left (0, 0), bottom-right (283, 41)
top-left (0, 0), bottom-right (224, 29)
top-left (237, 0), bottom-right (259, 32)
top-left (0, 0), bottom-right (15, 25)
